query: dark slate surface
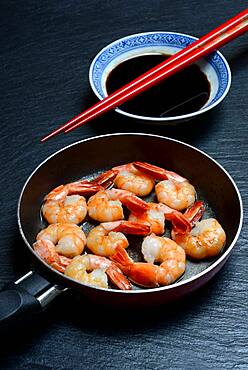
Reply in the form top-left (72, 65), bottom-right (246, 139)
top-left (0, 1), bottom-right (247, 369)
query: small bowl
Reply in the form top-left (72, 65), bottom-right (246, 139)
top-left (89, 31), bottom-right (231, 124)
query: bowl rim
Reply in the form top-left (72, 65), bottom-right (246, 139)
top-left (89, 31), bottom-right (232, 122)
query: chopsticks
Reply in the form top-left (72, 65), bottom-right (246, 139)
top-left (41, 9), bottom-right (248, 142)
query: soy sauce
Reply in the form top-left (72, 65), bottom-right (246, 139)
top-left (106, 54), bottom-right (210, 117)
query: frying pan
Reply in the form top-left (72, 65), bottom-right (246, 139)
top-left (0, 133), bottom-right (243, 325)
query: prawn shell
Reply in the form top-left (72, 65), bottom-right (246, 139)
top-left (36, 223), bottom-right (87, 258)
top-left (87, 191), bottom-right (124, 222)
top-left (42, 195), bottom-right (87, 224)
top-left (114, 166), bottom-right (155, 197)
top-left (172, 218), bottom-right (226, 259)
top-left (155, 180), bottom-right (196, 211)
top-left (86, 225), bottom-right (129, 256)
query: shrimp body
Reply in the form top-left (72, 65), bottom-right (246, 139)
top-left (133, 161), bottom-right (196, 211)
top-left (111, 236), bottom-right (186, 288)
top-left (112, 163), bottom-right (155, 197)
top-left (87, 220), bottom-right (150, 256)
top-left (129, 202), bottom-right (191, 235)
top-left (87, 225), bottom-right (128, 257)
top-left (129, 202), bottom-right (165, 235)
top-left (65, 254), bottom-right (132, 290)
top-left (155, 180), bottom-right (195, 211)
top-left (42, 180), bottom-right (103, 224)
top-left (87, 190), bottom-right (123, 222)
top-left (171, 218), bottom-right (226, 259)
top-left (33, 239), bottom-right (71, 273)
top-left (87, 189), bottom-right (148, 222)
top-left (43, 195), bottom-right (87, 224)
top-left (36, 223), bottom-right (86, 258)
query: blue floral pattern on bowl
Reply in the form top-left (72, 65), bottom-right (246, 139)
top-left (89, 32), bottom-right (231, 122)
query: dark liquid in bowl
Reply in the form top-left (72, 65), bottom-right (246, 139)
top-left (106, 54), bottom-right (211, 117)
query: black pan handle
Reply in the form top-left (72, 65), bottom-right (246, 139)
top-left (0, 271), bottom-right (65, 327)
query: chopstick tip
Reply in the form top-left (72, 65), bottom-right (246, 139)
top-left (40, 132), bottom-right (57, 142)
top-left (40, 126), bottom-right (66, 142)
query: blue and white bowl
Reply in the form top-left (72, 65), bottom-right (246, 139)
top-left (89, 32), bottom-right (231, 124)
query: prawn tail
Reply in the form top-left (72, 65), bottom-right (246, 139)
top-left (124, 195), bottom-right (149, 215)
top-left (102, 220), bottom-right (150, 235)
top-left (91, 169), bottom-right (118, 187)
top-left (45, 185), bottom-right (67, 202)
top-left (117, 221), bottom-right (150, 235)
top-left (68, 181), bottom-right (104, 196)
top-left (184, 201), bottom-right (205, 226)
top-left (112, 259), bottom-right (160, 288)
top-left (111, 246), bottom-right (133, 266)
top-left (167, 212), bottom-right (192, 234)
top-left (112, 163), bottom-right (132, 171)
top-left (33, 239), bottom-right (55, 261)
top-left (133, 161), bottom-right (186, 182)
top-left (33, 240), bottom-right (71, 273)
top-left (133, 161), bottom-right (168, 180)
top-left (106, 265), bottom-right (132, 290)
top-left (50, 261), bottom-right (68, 273)
top-left (59, 255), bottom-right (73, 270)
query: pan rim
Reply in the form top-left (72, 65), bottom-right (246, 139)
top-left (17, 133), bottom-right (243, 294)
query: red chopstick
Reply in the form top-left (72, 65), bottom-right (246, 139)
top-left (41, 9), bottom-right (248, 142)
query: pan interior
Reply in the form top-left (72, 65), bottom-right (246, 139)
top-left (19, 134), bottom-right (241, 291)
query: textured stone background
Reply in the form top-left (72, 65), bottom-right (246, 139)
top-left (0, 1), bottom-right (247, 369)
